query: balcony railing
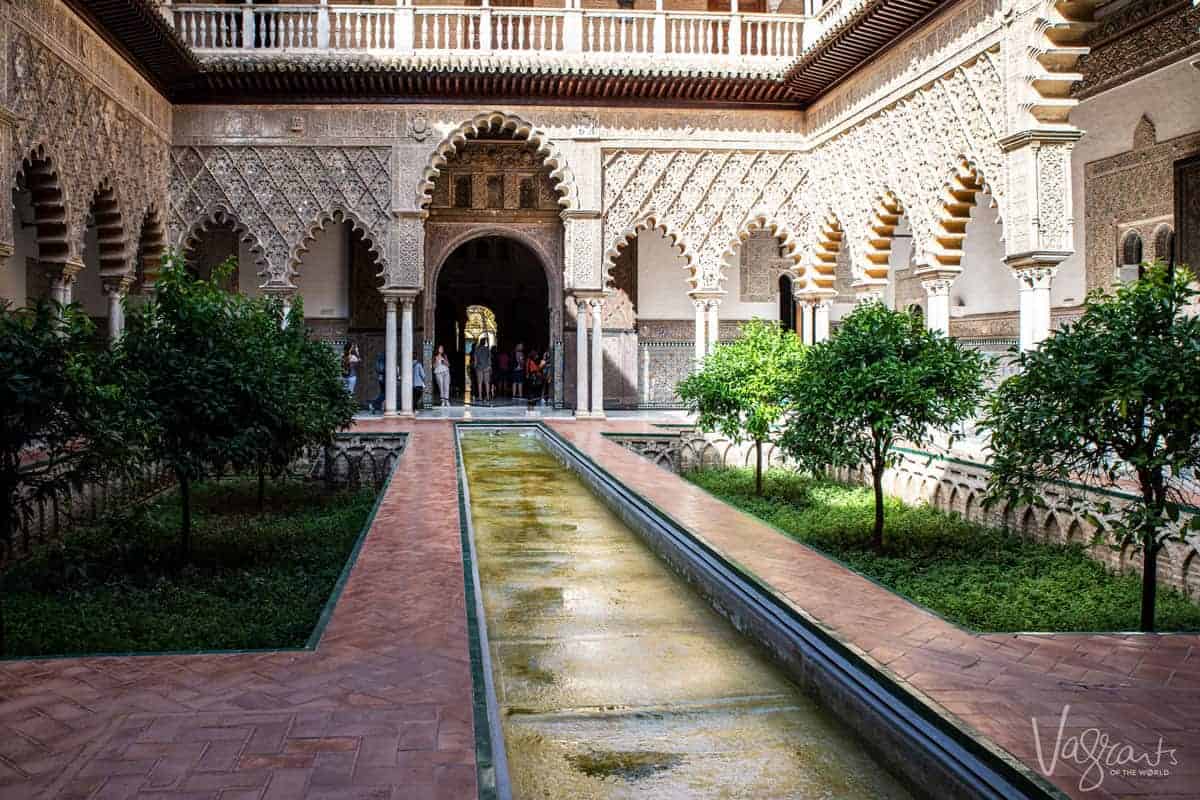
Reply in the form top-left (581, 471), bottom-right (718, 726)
top-left (169, 2), bottom-right (813, 60)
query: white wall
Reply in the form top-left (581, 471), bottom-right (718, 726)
top-left (294, 221), bottom-right (350, 317)
top-left (953, 190), bottom-right (1016, 315)
top-left (1062, 58), bottom-right (1200, 299)
top-left (635, 228), bottom-right (782, 321)
top-left (636, 229), bottom-right (693, 318)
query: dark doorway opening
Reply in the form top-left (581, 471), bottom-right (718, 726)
top-left (434, 235), bottom-right (550, 403)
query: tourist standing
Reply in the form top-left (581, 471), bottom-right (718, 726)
top-left (512, 343), bottom-right (525, 399)
top-left (538, 350), bottom-right (552, 406)
top-left (474, 337), bottom-right (493, 402)
top-left (412, 355), bottom-right (426, 410)
top-left (342, 342), bottom-right (361, 398)
top-left (525, 349), bottom-right (542, 408)
top-left (372, 351), bottom-right (386, 413)
top-left (433, 344), bottom-right (451, 407)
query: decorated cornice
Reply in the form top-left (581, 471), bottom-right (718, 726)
top-left (63, 0), bottom-right (200, 96)
top-left (1072, 0), bottom-right (1200, 98)
top-left (175, 52), bottom-right (797, 106)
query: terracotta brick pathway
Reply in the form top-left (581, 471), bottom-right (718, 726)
top-left (549, 420), bottom-right (1200, 800)
top-left (0, 420), bottom-right (475, 800)
top-left (3, 416), bottom-right (1198, 799)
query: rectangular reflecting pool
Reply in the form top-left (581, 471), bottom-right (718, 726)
top-left (459, 429), bottom-right (914, 799)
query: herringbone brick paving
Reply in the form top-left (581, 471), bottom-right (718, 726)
top-left (4, 416), bottom-right (1199, 799)
top-left (549, 420), bottom-right (1200, 800)
top-left (0, 420), bottom-right (474, 800)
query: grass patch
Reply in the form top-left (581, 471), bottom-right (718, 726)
top-left (684, 467), bottom-right (1200, 633)
top-left (3, 477), bottom-right (377, 657)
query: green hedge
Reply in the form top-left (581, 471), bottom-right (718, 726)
top-left (686, 467), bottom-right (1200, 633)
top-left (3, 477), bottom-right (376, 656)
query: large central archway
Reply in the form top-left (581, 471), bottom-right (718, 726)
top-left (431, 234), bottom-right (551, 404)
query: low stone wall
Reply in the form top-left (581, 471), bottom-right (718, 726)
top-left (609, 429), bottom-right (1200, 601)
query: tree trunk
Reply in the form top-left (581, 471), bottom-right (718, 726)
top-left (257, 466), bottom-right (265, 513)
top-left (871, 461), bottom-right (885, 551)
top-left (1140, 534), bottom-right (1158, 633)
top-left (755, 439), bottom-right (763, 496)
top-left (179, 473), bottom-right (191, 563)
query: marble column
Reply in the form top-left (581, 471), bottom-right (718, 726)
top-left (798, 302), bottom-right (813, 345)
top-left (383, 297), bottom-right (398, 416)
top-left (575, 298), bottom-right (590, 417)
top-left (1015, 266), bottom-right (1055, 351)
top-left (921, 278), bottom-right (954, 335)
top-left (705, 298), bottom-right (720, 354)
top-left (400, 296), bottom-right (415, 417)
top-left (588, 297), bottom-right (605, 418)
top-left (692, 297), bottom-right (706, 366)
top-left (813, 301), bottom-right (831, 342)
top-left (103, 278), bottom-right (130, 341)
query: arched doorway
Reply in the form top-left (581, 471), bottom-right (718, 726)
top-left (433, 235), bottom-right (550, 404)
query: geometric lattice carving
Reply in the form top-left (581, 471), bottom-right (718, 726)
top-left (602, 149), bottom-right (808, 291)
top-left (169, 146), bottom-right (392, 287)
top-left (10, 29), bottom-right (169, 278)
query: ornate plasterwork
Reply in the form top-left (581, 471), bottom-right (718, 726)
top-left (169, 145), bottom-right (392, 287)
top-left (8, 28), bottom-right (169, 277)
top-left (601, 149), bottom-right (807, 290)
top-left (416, 111), bottom-right (578, 215)
top-left (798, 49), bottom-right (1007, 290)
top-left (1083, 130), bottom-right (1200, 292)
top-left (1073, 0), bottom-right (1199, 99)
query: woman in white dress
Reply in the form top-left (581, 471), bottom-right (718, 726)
top-left (433, 344), bottom-right (451, 407)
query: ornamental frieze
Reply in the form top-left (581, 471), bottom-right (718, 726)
top-left (1073, 0), bottom-right (1200, 99)
top-left (169, 145), bottom-right (393, 287)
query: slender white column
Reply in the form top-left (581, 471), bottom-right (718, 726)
top-left (640, 345), bottom-right (650, 405)
top-left (706, 298), bottom-right (720, 354)
top-left (813, 301), bottom-right (831, 342)
top-left (692, 297), bottom-right (706, 366)
top-left (575, 299), bottom-right (590, 418)
top-left (383, 297), bottom-right (398, 416)
top-left (105, 283), bottom-right (125, 342)
top-left (589, 298), bottom-right (605, 418)
top-left (400, 297), bottom-right (414, 417)
top-left (1015, 267), bottom-right (1056, 351)
top-left (921, 278), bottom-right (954, 335)
top-left (798, 302), bottom-right (813, 345)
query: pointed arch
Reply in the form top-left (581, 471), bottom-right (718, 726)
top-left (603, 212), bottom-right (697, 290)
top-left (861, 191), bottom-right (905, 288)
top-left (86, 178), bottom-right (129, 279)
top-left (416, 111), bottom-right (578, 214)
top-left (135, 206), bottom-right (167, 288)
top-left (289, 206), bottom-right (387, 283)
top-left (179, 205), bottom-right (270, 285)
top-left (716, 211), bottom-right (803, 287)
top-left (925, 159), bottom-right (996, 274)
top-left (799, 212), bottom-right (842, 294)
top-left (15, 144), bottom-right (71, 277)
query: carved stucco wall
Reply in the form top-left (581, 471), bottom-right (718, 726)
top-left (1084, 129), bottom-right (1200, 292)
top-left (5, 0), bottom-right (172, 279)
top-left (169, 145), bottom-right (393, 288)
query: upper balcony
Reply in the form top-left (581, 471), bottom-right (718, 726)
top-left (162, 0), bottom-right (856, 67)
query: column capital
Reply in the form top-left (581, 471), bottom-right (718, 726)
top-left (997, 128), bottom-right (1084, 152)
top-left (102, 275), bottom-right (135, 296)
top-left (920, 278), bottom-right (955, 297)
top-left (382, 287), bottom-right (419, 305)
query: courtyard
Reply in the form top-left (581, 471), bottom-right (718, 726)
top-left (3, 0), bottom-right (1200, 798)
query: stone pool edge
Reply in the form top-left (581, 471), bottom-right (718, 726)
top-left (459, 421), bottom-right (1067, 800)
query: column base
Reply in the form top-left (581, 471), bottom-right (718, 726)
top-left (383, 410), bottom-right (400, 418)
top-left (574, 410), bottom-right (592, 419)
top-left (588, 411), bottom-right (606, 420)
top-left (396, 411), bottom-right (416, 419)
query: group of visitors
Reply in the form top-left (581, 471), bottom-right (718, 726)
top-left (469, 338), bottom-right (552, 406)
top-left (340, 337), bottom-right (553, 412)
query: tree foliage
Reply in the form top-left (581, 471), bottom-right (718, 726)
top-left (240, 296), bottom-right (357, 509)
top-left (0, 299), bottom-right (131, 652)
top-left (780, 302), bottom-right (988, 549)
top-left (981, 262), bottom-right (1200, 631)
top-left (676, 319), bottom-right (805, 494)
top-left (120, 253), bottom-right (270, 558)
